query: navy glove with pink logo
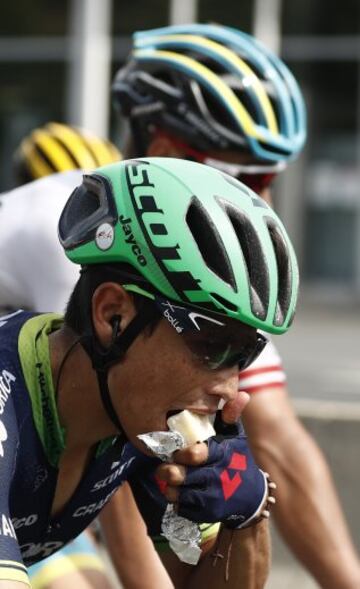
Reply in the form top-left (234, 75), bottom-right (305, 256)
top-left (176, 424), bottom-right (270, 529)
top-left (131, 418), bottom-right (275, 532)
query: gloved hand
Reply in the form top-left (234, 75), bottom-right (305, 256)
top-left (178, 433), bottom-right (268, 528)
top-left (155, 418), bottom-right (275, 529)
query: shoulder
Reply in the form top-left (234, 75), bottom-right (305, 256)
top-left (0, 313), bottom-right (36, 475)
top-left (0, 170), bottom-right (83, 215)
top-left (0, 310), bottom-right (36, 357)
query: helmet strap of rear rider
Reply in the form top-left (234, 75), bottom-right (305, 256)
top-left (129, 118), bottom-right (151, 157)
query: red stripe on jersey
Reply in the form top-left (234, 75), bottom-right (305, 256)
top-left (240, 381), bottom-right (286, 394)
top-left (239, 364), bottom-right (283, 379)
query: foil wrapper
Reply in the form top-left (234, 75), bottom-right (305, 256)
top-left (162, 504), bottom-right (202, 565)
top-left (137, 431), bottom-right (185, 461)
top-left (138, 430), bottom-right (202, 565)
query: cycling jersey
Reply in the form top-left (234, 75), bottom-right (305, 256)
top-left (0, 172), bottom-right (81, 313)
top-left (0, 310), bottom-right (145, 586)
top-left (238, 339), bottom-right (286, 394)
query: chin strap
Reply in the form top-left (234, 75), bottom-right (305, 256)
top-left (80, 305), bottom-right (160, 433)
top-left (96, 370), bottom-right (124, 432)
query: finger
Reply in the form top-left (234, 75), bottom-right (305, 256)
top-left (261, 472), bottom-right (277, 519)
top-left (221, 390), bottom-right (250, 424)
top-left (173, 442), bottom-right (208, 466)
top-left (156, 463), bottom-right (186, 485)
top-left (264, 472), bottom-right (277, 492)
top-left (163, 485), bottom-right (179, 503)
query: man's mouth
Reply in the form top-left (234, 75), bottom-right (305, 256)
top-left (165, 408), bottom-right (217, 432)
top-left (166, 410), bottom-right (182, 420)
top-left (166, 409), bottom-right (216, 444)
top-left (165, 408), bottom-right (215, 424)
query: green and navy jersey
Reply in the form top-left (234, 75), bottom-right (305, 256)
top-left (0, 310), bottom-right (147, 586)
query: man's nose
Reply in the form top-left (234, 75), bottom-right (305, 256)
top-left (205, 367), bottom-right (239, 401)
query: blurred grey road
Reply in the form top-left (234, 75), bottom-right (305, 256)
top-left (275, 294), bottom-right (360, 404)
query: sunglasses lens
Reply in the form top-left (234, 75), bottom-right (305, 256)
top-left (184, 332), bottom-right (267, 371)
top-left (153, 295), bottom-right (268, 371)
top-left (234, 334), bottom-right (268, 370)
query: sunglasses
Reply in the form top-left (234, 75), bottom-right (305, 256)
top-left (124, 285), bottom-right (268, 371)
top-left (155, 132), bottom-right (285, 194)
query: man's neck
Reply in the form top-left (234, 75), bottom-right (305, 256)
top-left (49, 327), bottom-right (118, 451)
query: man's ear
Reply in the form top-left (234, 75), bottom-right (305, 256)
top-left (92, 283), bottom-right (137, 347)
top-left (146, 134), bottom-right (185, 158)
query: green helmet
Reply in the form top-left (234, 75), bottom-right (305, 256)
top-left (59, 157), bottom-right (298, 334)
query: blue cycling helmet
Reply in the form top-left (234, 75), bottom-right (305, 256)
top-left (112, 24), bottom-right (306, 165)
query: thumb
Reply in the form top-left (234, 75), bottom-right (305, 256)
top-left (221, 390), bottom-right (250, 424)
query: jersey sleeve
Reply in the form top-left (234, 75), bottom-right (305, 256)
top-left (238, 339), bottom-right (286, 394)
top-left (0, 373), bottom-right (30, 586)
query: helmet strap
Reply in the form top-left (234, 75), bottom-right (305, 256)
top-left (80, 305), bottom-right (160, 433)
top-left (96, 370), bottom-right (124, 432)
top-left (129, 118), bottom-right (150, 156)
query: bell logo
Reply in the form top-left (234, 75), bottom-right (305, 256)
top-left (220, 452), bottom-right (247, 500)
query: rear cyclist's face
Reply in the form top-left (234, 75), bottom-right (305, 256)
top-left (108, 314), bottom-right (254, 452)
top-left (145, 135), bottom-right (274, 203)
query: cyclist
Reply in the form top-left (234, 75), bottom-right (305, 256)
top-left (110, 24), bottom-right (360, 589)
top-left (0, 157), bottom-right (297, 588)
top-left (4, 122), bottom-right (272, 589)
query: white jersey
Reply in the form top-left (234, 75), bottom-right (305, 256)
top-left (0, 171), bottom-right (82, 313)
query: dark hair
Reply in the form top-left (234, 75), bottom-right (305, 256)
top-left (64, 263), bottom-right (160, 335)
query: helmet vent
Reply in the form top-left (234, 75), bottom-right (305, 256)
top-left (219, 199), bottom-right (269, 320)
top-left (265, 217), bottom-right (292, 326)
top-left (197, 85), bottom-right (236, 132)
top-left (258, 140), bottom-right (291, 158)
top-left (210, 293), bottom-right (238, 313)
top-left (186, 196), bottom-right (236, 289)
top-left (33, 143), bottom-right (59, 174)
